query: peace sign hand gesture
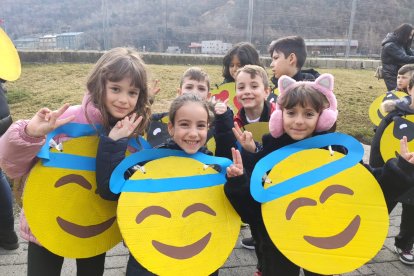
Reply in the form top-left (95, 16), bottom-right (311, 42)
top-left (400, 136), bottom-right (414, 164)
top-left (25, 103), bottom-right (75, 138)
top-left (232, 122), bottom-right (256, 153)
top-left (109, 113), bottom-right (143, 141)
top-left (226, 148), bottom-right (244, 178)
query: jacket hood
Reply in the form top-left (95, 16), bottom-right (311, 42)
top-left (381, 33), bottom-right (398, 46)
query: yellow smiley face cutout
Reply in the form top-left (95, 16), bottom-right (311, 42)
top-left (261, 148), bottom-right (388, 274)
top-left (368, 91), bottom-right (406, 126)
top-left (24, 136), bottom-right (122, 258)
top-left (380, 114), bottom-right (414, 162)
top-left (116, 155), bottom-right (240, 275)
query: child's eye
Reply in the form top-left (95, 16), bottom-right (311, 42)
top-left (197, 123), bottom-right (207, 129)
top-left (129, 91), bottom-right (139, 97)
top-left (286, 110), bottom-right (295, 116)
top-left (178, 122), bottom-right (189, 128)
top-left (110, 87), bottom-right (120, 93)
top-left (306, 112), bottom-right (316, 118)
top-left (198, 87), bottom-right (206, 91)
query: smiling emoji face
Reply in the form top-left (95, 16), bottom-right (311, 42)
top-left (116, 156), bottom-right (240, 275)
top-left (262, 149), bottom-right (388, 274)
top-left (368, 91), bottom-right (407, 126)
top-left (380, 114), bottom-right (414, 162)
top-left (24, 136), bottom-right (121, 258)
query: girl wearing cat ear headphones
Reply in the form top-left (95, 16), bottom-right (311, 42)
top-left (225, 73), bottom-right (414, 276)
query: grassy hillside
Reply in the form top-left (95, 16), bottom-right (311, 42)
top-left (5, 64), bottom-right (386, 144)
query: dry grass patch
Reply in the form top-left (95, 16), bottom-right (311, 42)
top-left (6, 64), bottom-right (386, 144)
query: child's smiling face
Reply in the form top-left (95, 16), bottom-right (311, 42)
top-left (283, 103), bottom-right (320, 140)
top-left (168, 102), bottom-right (209, 154)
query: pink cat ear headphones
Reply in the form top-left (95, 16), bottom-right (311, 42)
top-left (269, 73), bottom-right (338, 138)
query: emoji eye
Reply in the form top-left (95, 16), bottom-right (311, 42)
top-left (55, 174), bottom-right (92, 190)
top-left (182, 203), bottom-right (216, 218)
top-left (319, 185), bottom-right (354, 204)
top-left (286, 197), bottom-right (317, 220)
top-left (399, 124), bottom-right (408, 130)
top-left (136, 206), bottom-right (171, 224)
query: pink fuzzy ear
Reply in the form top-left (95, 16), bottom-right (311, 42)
top-left (315, 73), bottom-right (334, 92)
top-left (278, 75), bottom-right (297, 95)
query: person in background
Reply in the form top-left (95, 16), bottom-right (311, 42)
top-left (381, 23), bottom-right (414, 91)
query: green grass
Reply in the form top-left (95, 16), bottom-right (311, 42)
top-left (6, 64), bottom-right (387, 144)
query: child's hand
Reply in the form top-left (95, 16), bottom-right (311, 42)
top-left (149, 79), bottom-right (161, 98)
top-left (211, 97), bottom-right (228, 115)
top-left (232, 123), bottom-right (256, 153)
top-left (400, 136), bottom-right (414, 164)
top-left (26, 103), bottom-right (74, 137)
top-left (109, 113), bottom-right (143, 141)
top-left (226, 148), bottom-right (244, 178)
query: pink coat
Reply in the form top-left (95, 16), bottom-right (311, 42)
top-left (0, 95), bottom-right (102, 244)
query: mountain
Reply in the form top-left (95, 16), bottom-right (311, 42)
top-left (1, 0), bottom-right (413, 54)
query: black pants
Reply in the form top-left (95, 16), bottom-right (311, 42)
top-left (126, 253), bottom-right (219, 276)
top-left (395, 203), bottom-right (414, 251)
top-left (27, 242), bottom-right (105, 276)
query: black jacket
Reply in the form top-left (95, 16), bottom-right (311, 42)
top-left (0, 83), bottom-right (12, 136)
top-left (96, 136), bottom-right (213, 200)
top-left (381, 33), bottom-right (414, 89)
top-left (270, 69), bottom-right (320, 91)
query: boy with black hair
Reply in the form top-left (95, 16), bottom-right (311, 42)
top-left (268, 36), bottom-right (320, 93)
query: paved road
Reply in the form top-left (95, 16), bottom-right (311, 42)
top-left (1, 145), bottom-right (413, 275)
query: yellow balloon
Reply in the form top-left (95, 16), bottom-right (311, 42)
top-left (262, 149), bottom-right (388, 274)
top-left (24, 136), bottom-right (122, 258)
top-left (0, 27), bottom-right (21, 81)
top-left (368, 91), bottom-right (406, 126)
top-left (117, 156), bottom-right (240, 275)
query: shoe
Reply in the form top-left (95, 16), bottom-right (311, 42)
top-left (241, 236), bottom-right (255, 250)
top-left (0, 230), bottom-right (19, 250)
top-left (253, 271), bottom-right (262, 276)
top-left (394, 246), bottom-right (414, 265)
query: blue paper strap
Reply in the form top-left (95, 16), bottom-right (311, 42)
top-left (42, 152), bottom-right (96, 171)
top-left (250, 133), bottom-right (363, 203)
top-left (110, 149), bottom-right (231, 194)
top-left (37, 123), bottom-right (102, 160)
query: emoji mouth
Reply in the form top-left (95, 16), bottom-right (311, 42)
top-left (56, 216), bottom-right (116, 238)
top-left (152, 232), bottom-right (212, 259)
top-left (303, 215), bottom-right (360, 249)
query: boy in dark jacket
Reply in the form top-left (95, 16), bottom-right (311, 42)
top-left (268, 36), bottom-right (320, 94)
top-left (370, 74), bottom-right (414, 265)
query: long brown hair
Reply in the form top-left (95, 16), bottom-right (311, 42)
top-left (85, 47), bottom-right (151, 134)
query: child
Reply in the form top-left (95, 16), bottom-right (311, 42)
top-left (225, 74), bottom-right (414, 276)
top-left (394, 64), bottom-right (414, 93)
top-left (216, 64), bottom-right (274, 253)
top-left (268, 36), bottom-right (320, 93)
top-left (221, 42), bottom-right (263, 84)
top-left (0, 47), bottom-right (151, 275)
top-left (370, 74), bottom-right (414, 265)
top-left (147, 67), bottom-right (234, 158)
top-left (96, 93), bottom-right (219, 276)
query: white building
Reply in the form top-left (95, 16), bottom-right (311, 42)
top-left (201, 40), bottom-right (232, 54)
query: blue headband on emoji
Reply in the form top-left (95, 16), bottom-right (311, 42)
top-left (250, 133), bottom-right (364, 203)
top-left (36, 123), bottom-right (151, 171)
top-left (110, 149), bottom-right (232, 194)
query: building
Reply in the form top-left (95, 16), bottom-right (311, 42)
top-left (38, 34), bottom-right (57, 50)
top-left (14, 37), bottom-right (39, 49)
top-left (166, 46), bottom-right (181, 54)
top-left (56, 32), bottom-right (84, 50)
top-left (188, 42), bottom-right (202, 54)
top-left (201, 40), bottom-right (232, 54)
top-left (304, 39), bottom-right (359, 56)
